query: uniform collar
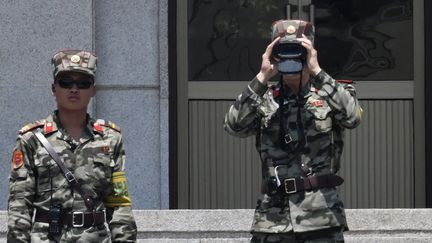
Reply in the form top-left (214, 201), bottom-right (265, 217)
top-left (43, 112), bottom-right (59, 135)
top-left (278, 79), bottom-right (313, 100)
top-left (46, 110), bottom-right (97, 140)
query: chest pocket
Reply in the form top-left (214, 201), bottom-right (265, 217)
top-left (89, 150), bottom-right (114, 199)
top-left (34, 148), bottom-right (66, 194)
top-left (307, 100), bottom-right (333, 132)
top-left (92, 149), bottom-right (113, 183)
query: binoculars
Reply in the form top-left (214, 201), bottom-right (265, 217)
top-left (272, 40), bottom-right (307, 74)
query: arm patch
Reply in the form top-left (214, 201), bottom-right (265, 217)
top-left (105, 171), bottom-right (131, 207)
top-left (12, 150), bottom-right (24, 170)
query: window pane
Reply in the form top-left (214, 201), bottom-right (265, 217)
top-left (187, 0), bottom-right (285, 81)
top-left (313, 0), bottom-right (413, 80)
top-left (187, 0), bottom-right (413, 81)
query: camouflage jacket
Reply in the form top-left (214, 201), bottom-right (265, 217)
top-left (224, 70), bottom-right (362, 233)
top-left (8, 111), bottom-right (137, 243)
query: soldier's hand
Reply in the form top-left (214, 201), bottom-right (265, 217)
top-left (256, 36), bottom-right (280, 84)
top-left (298, 34), bottom-right (322, 76)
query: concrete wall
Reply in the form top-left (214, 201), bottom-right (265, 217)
top-left (0, 209), bottom-right (432, 242)
top-left (0, 1), bottom-right (168, 209)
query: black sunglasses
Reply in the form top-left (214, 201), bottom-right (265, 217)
top-left (56, 79), bottom-right (94, 89)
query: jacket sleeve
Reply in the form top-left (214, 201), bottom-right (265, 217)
top-left (7, 137), bottom-right (36, 243)
top-left (311, 70), bottom-right (363, 129)
top-left (104, 134), bottom-right (137, 243)
top-left (224, 77), bottom-right (268, 137)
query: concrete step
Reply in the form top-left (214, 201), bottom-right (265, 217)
top-left (138, 239), bottom-right (432, 243)
top-left (2, 209), bottom-right (432, 242)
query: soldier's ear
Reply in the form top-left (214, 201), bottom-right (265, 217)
top-left (90, 83), bottom-right (96, 97)
top-left (91, 87), bottom-right (96, 97)
top-left (51, 83), bottom-right (56, 93)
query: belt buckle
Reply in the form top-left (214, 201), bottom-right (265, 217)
top-left (284, 178), bottom-right (297, 194)
top-left (72, 211), bottom-right (84, 227)
top-left (64, 171), bottom-right (76, 183)
top-left (284, 134), bottom-right (293, 144)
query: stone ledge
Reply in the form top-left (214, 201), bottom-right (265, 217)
top-left (1, 209), bottom-right (432, 242)
top-left (134, 209), bottom-right (432, 232)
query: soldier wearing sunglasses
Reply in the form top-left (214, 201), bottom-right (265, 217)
top-left (7, 50), bottom-right (137, 242)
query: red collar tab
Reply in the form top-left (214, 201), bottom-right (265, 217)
top-left (93, 123), bottom-right (104, 134)
top-left (273, 88), bottom-right (280, 98)
top-left (270, 86), bottom-right (280, 98)
top-left (44, 122), bottom-right (54, 134)
top-left (336, 79), bottom-right (353, 84)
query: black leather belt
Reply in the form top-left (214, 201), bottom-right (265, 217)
top-left (281, 174), bottom-right (344, 194)
top-left (35, 210), bottom-right (105, 228)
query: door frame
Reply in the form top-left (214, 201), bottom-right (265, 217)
top-left (424, 0), bottom-right (432, 207)
top-left (168, 0), bottom-right (178, 209)
top-left (413, 0), bottom-right (425, 207)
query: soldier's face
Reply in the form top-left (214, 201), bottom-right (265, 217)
top-left (282, 68), bottom-right (310, 83)
top-left (52, 72), bottom-right (95, 111)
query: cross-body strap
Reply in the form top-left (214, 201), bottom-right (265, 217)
top-left (33, 130), bottom-right (95, 210)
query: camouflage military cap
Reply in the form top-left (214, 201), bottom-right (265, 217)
top-left (51, 50), bottom-right (97, 79)
top-left (271, 19), bottom-right (315, 43)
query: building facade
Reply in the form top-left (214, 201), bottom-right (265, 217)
top-left (0, 0), bottom-right (431, 210)
top-left (0, 0), bottom-right (169, 209)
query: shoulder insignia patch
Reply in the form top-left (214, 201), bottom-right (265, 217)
top-left (19, 122), bottom-right (44, 135)
top-left (310, 99), bottom-right (324, 107)
top-left (337, 79), bottom-right (354, 84)
top-left (12, 149), bottom-right (24, 170)
top-left (101, 121), bottom-right (121, 133)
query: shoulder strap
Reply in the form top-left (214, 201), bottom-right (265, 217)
top-left (32, 130), bottom-right (95, 210)
top-left (19, 122), bottom-right (44, 135)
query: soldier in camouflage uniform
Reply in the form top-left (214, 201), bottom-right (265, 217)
top-left (7, 50), bottom-right (137, 242)
top-left (224, 20), bottom-right (363, 242)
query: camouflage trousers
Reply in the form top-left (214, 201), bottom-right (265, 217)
top-left (250, 227), bottom-right (344, 243)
